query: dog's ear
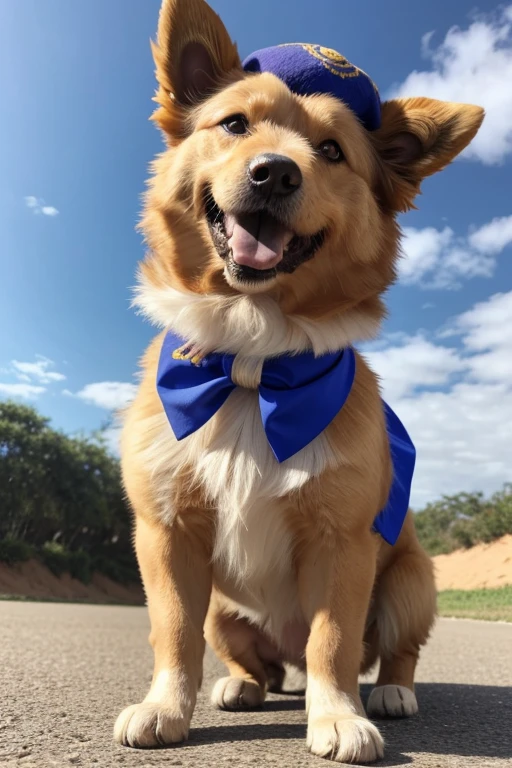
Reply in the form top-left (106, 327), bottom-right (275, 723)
top-left (372, 97), bottom-right (484, 212)
top-left (151, 0), bottom-right (242, 137)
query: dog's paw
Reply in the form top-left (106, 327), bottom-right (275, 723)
top-left (307, 714), bottom-right (384, 764)
top-left (113, 703), bottom-right (189, 748)
top-left (211, 676), bottom-right (264, 710)
top-left (367, 685), bottom-right (418, 718)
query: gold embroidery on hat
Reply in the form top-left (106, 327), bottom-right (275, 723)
top-left (318, 46), bottom-right (350, 66)
top-left (303, 44), bottom-right (358, 78)
top-left (276, 43), bottom-right (379, 95)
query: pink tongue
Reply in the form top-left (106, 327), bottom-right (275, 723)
top-left (226, 212), bottom-right (291, 270)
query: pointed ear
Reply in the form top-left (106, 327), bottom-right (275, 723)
top-left (151, 0), bottom-right (242, 137)
top-left (371, 97), bottom-right (484, 212)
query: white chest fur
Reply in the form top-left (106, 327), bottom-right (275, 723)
top-left (140, 387), bottom-right (337, 637)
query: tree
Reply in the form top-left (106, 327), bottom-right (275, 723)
top-left (0, 400), bottom-right (137, 582)
top-left (414, 487), bottom-right (512, 555)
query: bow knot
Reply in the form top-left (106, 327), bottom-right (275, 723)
top-left (230, 355), bottom-right (264, 390)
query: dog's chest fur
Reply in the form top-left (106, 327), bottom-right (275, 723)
top-left (141, 382), bottom-right (337, 639)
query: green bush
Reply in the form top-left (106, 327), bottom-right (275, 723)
top-left (40, 541), bottom-right (70, 576)
top-left (0, 537), bottom-right (34, 565)
top-left (39, 543), bottom-right (92, 583)
top-left (93, 554), bottom-right (139, 585)
top-left (68, 549), bottom-right (92, 584)
top-left (450, 521), bottom-right (477, 550)
top-left (415, 485), bottom-right (512, 556)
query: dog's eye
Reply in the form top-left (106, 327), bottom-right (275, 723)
top-left (221, 115), bottom-right (249, 135)
top-left (318, 140), bottom-right (344, 163)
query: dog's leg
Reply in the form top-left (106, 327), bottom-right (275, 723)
top-left (361, 619), bottom-right (381, 676)
top-left (367, 543), bottom-right (436, 719)
top-left (205, 601), bottom-right (269, 710)
top-left (114, 514), bottom-right (212, 748)
top-left (299, 528), bottom-right (385, 764)
top-left (271, 661), bottom-right (307, 695)
top-left (368, 650), bottom-right (420, 718)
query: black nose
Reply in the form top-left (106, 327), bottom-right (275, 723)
top-left (248, 154), bottom-right (303, 197)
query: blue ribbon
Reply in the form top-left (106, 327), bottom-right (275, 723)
top-left (157, 330), bottom-right (416, 545)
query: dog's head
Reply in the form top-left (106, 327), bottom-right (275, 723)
top-left (138, 0), bottom-right (483, 353)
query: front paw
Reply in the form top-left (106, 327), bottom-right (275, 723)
top-left (114, 702), bottom-right (189, 748)
top-left (307, 714), bottom-right (384, 764)
top-left (211, 676), bottom-right (265, 710)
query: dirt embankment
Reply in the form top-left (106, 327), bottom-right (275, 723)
top-left (0, 559), bottom-right (144, 605)
top-left (433, 534), bottom-right (512, 591)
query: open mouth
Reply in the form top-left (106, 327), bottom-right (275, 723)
top-left (205, 195), bottom-right (325, 284)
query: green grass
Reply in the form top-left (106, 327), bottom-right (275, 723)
top-left (438, 585), bottom-right (512, 622)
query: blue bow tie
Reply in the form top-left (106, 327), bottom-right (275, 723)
top-left (157, 331), bottom-right (416, 545)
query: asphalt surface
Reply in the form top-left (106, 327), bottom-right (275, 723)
top-left (1, 602), bottom-right (511, 768)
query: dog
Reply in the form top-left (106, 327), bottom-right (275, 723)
top-left (113, 0), bottom-right (484, 762)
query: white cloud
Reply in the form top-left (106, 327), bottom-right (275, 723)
top-left (24, 196), bottom-right (59, 216)
top-left (367, 335), bottom-right (464, 400)
top-left (390, 6), bottom-right (512, 164)
top-left (41, 206), bottom-right (59, 217)
top-left (0, 356), bottom-right (64, 401)
top-left (400, 214), bottom-right (512, 289)
top-left (468, 215), bottom-right (512, 254)
top-left (70, 382), bottom-right (137, 411)
top-left (0, 383), bottom-right (45, 400)
top-left (366, 291), bottom-right (512, 507)
top-left (395, 382), bottom-right (512, 508)
top-left (400, 227), bottom-right (453, 284)
top-left (455, 291), bottom-right (512, 384)
top-left (456, 291), bottom-right (512, 351)
top-left (11, 357), bottom-right (66, 384)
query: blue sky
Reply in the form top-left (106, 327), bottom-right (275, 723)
top-left (1, 0), bottom-right (511, 506)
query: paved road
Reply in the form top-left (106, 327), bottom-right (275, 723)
top-left (1, 602), bottom-right (511, 768)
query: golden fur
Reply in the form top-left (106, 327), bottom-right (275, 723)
top-left (114, 0), bottom-right (484, 762)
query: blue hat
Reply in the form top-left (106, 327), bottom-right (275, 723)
top-left (243, 44), bottom-right (381, 131)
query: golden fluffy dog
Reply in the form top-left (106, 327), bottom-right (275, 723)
top-left (114, 0), bottom-right (483, 762)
